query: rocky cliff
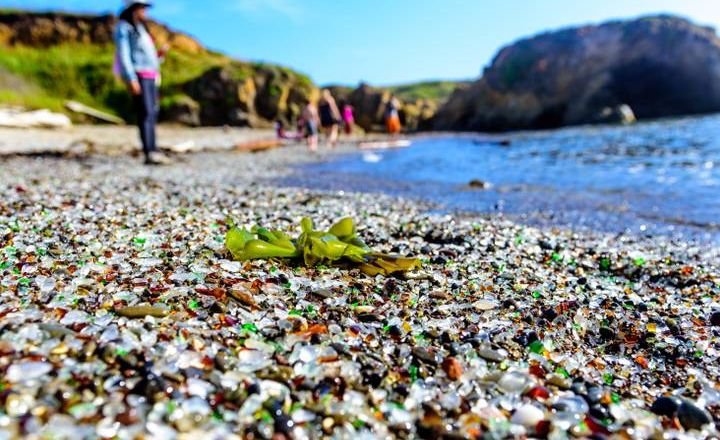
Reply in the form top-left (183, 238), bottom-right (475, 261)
top-left (0, 11), bottom-right (204, 53)
top-left (0, 10), bottom-right (316, 127)
top-left (433, 15), bottom-right (720, 132)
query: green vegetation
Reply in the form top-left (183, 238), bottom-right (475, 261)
top-left (226, 217), bottom-right (421, 276)
top-left (0, 43), bottom-right (232, 120)
top-left (0, 40), bottom-right (310, 122)
top-left (388, 80), bottom-right (468, 103)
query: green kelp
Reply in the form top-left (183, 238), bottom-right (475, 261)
top-left (225, 217), bottom-right (421, 276)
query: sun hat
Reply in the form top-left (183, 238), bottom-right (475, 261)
top-left (122, 0), bottom-right (153, 11)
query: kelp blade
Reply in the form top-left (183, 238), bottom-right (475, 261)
top-left (226, 228), bottom-right (255, 260)
top-left (237, 239), bottom-right (299, 261)
top-left (328, 217), bottom-right (356, 240)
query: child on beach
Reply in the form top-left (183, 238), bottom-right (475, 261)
top-left (341, 102), bottom-right (355, 135)
top-left (385, 95), bottom-right (402, 136)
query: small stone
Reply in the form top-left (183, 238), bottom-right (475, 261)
top-left (526, 386), bottom-right (550, 400)
top-left (650, 396), bottom-right (681, 417)
top-left (441, 357), bottom-right (463, 381)
top-left (511, 404), bottom-right (545, 428)
top-left (412, 347), bottom-right (438, 365)
top-left (709, 311), bottom-right (720, 327)
top-left (546, 374), bottom-right (571, 389)
top-left (6, 361), bottom-right (53, 383)
top-left (5, 394), bottom-right (34, 417)
top-left (589, 404), bottom-right (610, 420)
top-left (117, 306), bottom-right (168, 319)
top-left (553, 396), bottom-right (589, 415)
top-left (473, 299), bottom-right (498, 311)
top-left (498, 371), bottom-right (532, 394)
top-left (477, 346), bottom-right (506, 362)
top-left (677, 401), bottom-right (711, 431)
top-left (541, 308), bottom-right (558, 321)
top-left (468, 179), bottom-right (492, 190)
top-left (570, 381), bottom-right (587, 396)
top-left (599, 327), bottom-right (615, 341)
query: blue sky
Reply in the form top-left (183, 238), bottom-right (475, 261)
top-left (5, 1), bottom-right (720, 85)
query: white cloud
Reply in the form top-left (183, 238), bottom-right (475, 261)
top-left (230, 0), bottom-right (303, 21)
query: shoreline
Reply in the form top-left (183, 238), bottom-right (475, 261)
top-left (0, 138), bottom-right (718, 437)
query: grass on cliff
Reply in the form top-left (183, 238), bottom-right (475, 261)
top-left (389, 80), bottom-right (469, 103)
top-left (0, 43), bottom-right (228, 120)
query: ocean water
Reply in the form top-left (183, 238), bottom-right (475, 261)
top-left (281, 115), bottom-right (720, 242)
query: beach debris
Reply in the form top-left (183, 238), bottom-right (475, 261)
top-left (226, 217), bottom-right (421, 276)
top-left (0, 107), bottom-right (72, 129)
top-left (65, 101), bottom-right (125, 125)
top-left (235, 139), bottom-right (284, 153)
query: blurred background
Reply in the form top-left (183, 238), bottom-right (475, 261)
top-left (2, 1), bottom-right (720, 239)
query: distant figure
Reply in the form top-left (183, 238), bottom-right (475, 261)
top-left (385, 95), bottom-right (402, 136)
top-left (114, 0), bottom-right (171, 165)
top-left (301, 101), bottom-right (320, 152)
top-left (318, 89), bottom-right (342, 148)
top-left (274, 119), bottom-right (302, 141)
top-left (341, 102), bottom-right (355, 136)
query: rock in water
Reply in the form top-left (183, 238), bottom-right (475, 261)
top-left (677, 401), bottom-right (711, 430)
top-left (594, 104), bottom-right (637, 125)
top-left (468, 179), bottom-right (492, 189)
top-left (433, 15), bottom-right (720, 132)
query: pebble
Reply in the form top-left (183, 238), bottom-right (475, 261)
top-left (553, 396), bottom-right (589, 415)
top-left (650, 396), bottom-right (681, 417)
top-left (116, 306), bottom-right (168, 319)
top-left (412, 347), bottom-right (438, 365)
top-left (473, 299), bottom-right (498, 311)
top-left (6, 362), bottom-right (53, 383)
top-left (511, 404), bottom-right (545, 428)
top-left (441, 357), bottom-right (463, 381)
top-left (677, 401), bottom-right (712, 431)
top-left (477, 345), bottom-right (507, 362)
top-left (710, 311), bottom-right (720, 326)
top-left (498, 371), bottom-right (533, 394)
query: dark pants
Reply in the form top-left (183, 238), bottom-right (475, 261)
top-left (134, 78), bottom-right (159, 156)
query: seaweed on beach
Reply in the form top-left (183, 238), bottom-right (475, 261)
top-left (226, 217), bottom-right (421, 276)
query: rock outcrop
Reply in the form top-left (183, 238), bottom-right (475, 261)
top-left (433, 15), bottom-right (720, 132)
top-left (328, 83), bottom-right (439, 132)
top-left (0, 11), bottom-right (204, 53)
top-left (185, 63), bottom-right (316, 128)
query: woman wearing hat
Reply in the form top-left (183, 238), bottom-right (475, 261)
top-left (115, 0), bottom-right (171, 165)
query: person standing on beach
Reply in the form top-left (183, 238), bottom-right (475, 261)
top-left (385, 95), bottom-right (402, 136)
top-left (318, 89), bottom-right (342, 148)
top-left (301, 101), bottom-right (320, 152)
top-left (341, 102), bottom-right (355, 136)
top-left (114, 0), bottom-right (171, 165)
